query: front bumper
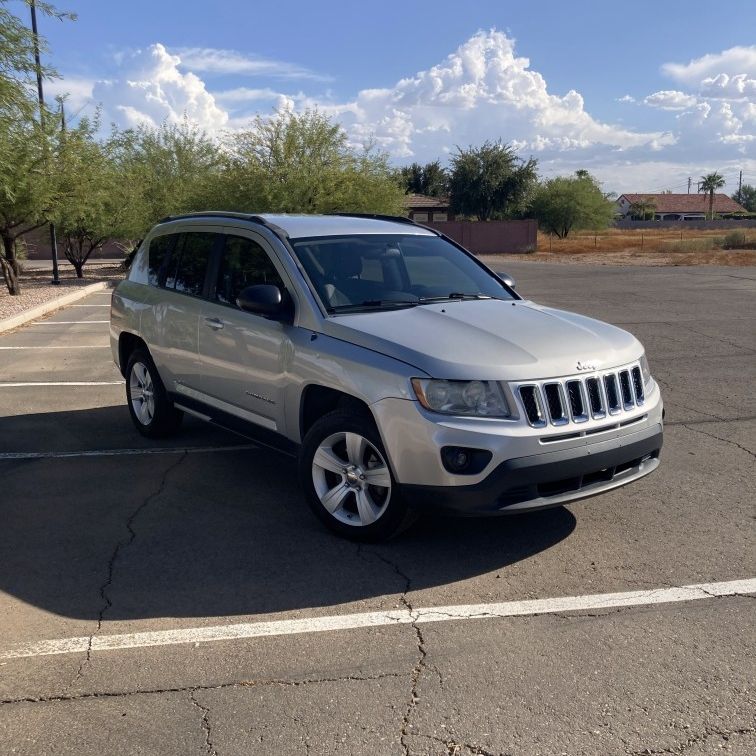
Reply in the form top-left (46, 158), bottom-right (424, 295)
top-left (371, 383), bottom-right (663, 515)
top-left (402, 422), bottom-right (662, 515)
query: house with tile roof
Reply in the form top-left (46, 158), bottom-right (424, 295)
top-left (616, 193), bottom-right (747, 221)
top-left (403, 193), bottom-right (454, 222)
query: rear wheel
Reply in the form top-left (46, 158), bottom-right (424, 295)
top-left (299, 409), bottom-right (415, 541)
top-left (125, 348), bottom-right (183, 438)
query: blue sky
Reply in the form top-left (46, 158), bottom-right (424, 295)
top-left (29, 0), bottom-right (756, 193)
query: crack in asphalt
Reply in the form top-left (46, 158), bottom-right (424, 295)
top-left (189, 689), bottom-right (218, 756)
top-left (358, 548), bottom-right (429, 756)
top-left (681, 423), bottom-right (756, 460)
top-left (665, 414), bottom-right (756, 427)
top-left (70, 451), bottom-right (189, 685)
top-left (629, 724), bottom-right (755, 754)
top-left (0, 672), bottom-right (402, 706)
top-left (672, 321), bottom-right (756, 355)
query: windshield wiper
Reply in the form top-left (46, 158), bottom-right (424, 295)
top-left (327, 299), bottom-right (420, 313)
top-left (417, 293), bottom-right (497, 303)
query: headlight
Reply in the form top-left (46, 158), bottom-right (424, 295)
top-left (640, 353), bottom-right (653, 388)
top-left (411, 378), bottom-right (510, 417)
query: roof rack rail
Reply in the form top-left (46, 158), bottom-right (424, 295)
top-left (156, 211), bottom-right (289, 239)
top-left (330, 212), bottom-right (419, 226)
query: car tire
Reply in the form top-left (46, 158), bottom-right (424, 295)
top-left (299, 409), bottom-right (415, 541)
top-left (125, 348), bottom-right (183, 438)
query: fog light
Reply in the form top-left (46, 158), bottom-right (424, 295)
top-left (441, 446), bottom-right (492, 475)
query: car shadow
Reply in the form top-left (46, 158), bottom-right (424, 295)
top-left (0, 405), bottom-right (576, 622)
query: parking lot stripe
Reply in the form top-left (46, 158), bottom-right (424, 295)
top-left (1, 578), bottom-right (753, 660)
top-left (0, 444), bottom-right (259, 460)
top-left (0, 346), bottom-right (109, 350)
top-left (0, 381), bottom-right (124, 387)
top-left (30, 321), bottom-right (110, 325)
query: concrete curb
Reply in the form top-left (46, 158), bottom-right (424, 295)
top-left (0, 281), bottom-right (114, 334)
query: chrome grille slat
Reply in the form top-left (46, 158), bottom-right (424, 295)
top-left (585, 377), bottom-right (605, 419)
top-left (619, 370), bottom-right (634, 409)
top-left (543, 383), bottom-right (569, 425)
top-left (514, 363), bottom-right (644, 428)
top-left (604, 374), bottom-right (621, 414)
top-left (631, 366), bottom-right (645, 405)
top-left (519, 385), bottom-right (547, 428)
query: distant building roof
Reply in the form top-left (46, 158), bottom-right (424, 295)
top-left (403, 193), bottom-right (450, 209)
top-left (618, 193), bottom-right (746, 214)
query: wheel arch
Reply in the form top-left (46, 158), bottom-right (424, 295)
top-left (118, 332), bottom-right (148, 377)
top-left (299, 385), bottom-right (374, 440)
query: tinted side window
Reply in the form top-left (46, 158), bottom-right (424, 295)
top-left (215, 235), bottom-right (285, 307)
top-left (147, 235), bottom-right (175, 286)
top-left (166, 232), bottom-right (216, 296)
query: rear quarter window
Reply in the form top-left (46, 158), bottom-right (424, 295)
top-left (147, 235), bottom-right (175, 286)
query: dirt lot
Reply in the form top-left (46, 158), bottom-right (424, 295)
top-left (511, 228), bottom-right (756, 266)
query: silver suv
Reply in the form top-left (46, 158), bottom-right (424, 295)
top-left (111, 212), bottom-right (663, 540)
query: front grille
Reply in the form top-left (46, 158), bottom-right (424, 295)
top-left (514, 362), bottom-right (646, 429)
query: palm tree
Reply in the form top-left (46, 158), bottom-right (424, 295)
top-left (699, 172), bottom-right (726, 220)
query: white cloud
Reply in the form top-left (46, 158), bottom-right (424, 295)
top-left (647, 45), bottom-right (756, 154)
top-left (643, 90), bottom-right (699, 110)
top-left (92, 44), bottom-right (228, 131)
top-left (173, 47), bottom-right (330, 81)
top-left (292, 30), bottom-right (672, 160)
top-left (617, 94), bottom-right (635, 103)
top-left (45, 76), bottom-right (95, 118)
top-left (662, 45), bottom-right (756, 86)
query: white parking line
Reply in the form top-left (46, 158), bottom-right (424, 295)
top-left (0, 444), bottom-right (258, 460)
top-left (30, 321), bottom-right (110, 325)
top-left (0, 346), bottom-right (109, 350)
top-left (0, 381), bottom-right (124, 387)
top-left (1, 578), bottom-right (753, 660)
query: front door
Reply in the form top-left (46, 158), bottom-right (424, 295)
top-left (198, 232), bottom-right (292, 434)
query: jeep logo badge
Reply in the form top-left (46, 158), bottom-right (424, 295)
top-left (576, 360), bottom-right (598, 372)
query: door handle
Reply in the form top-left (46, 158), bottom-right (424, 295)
top-left (203, 317), bottom-right (224, 330)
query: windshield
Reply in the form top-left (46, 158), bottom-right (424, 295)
top-left (290, 234), bottom-right (514, 313)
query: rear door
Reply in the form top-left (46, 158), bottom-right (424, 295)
top-left (198, 232), bottom-right (293, 434)
top-left (153, 231), bottom-right (219, 396)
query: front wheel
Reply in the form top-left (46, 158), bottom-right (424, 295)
top-left (299, 410), bottom-right (415, 541)
top-left (125, 349), bottom-right (183, 438)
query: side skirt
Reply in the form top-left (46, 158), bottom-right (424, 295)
top-left (169, 392), bottom-right (299, 458)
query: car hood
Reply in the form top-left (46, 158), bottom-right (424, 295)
top-left (320, 299), bottom-right (642, 381)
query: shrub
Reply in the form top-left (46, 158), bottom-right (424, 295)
top-left (722, 230), bottom-right (747, 249)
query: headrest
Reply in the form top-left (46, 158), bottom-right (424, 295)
top-left (333, 250), bottom-right (362, 279)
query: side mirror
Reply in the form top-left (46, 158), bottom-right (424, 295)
top-left (236, 284), bottom-right (290, 319)
top-left (497, 271), bottom-right (516, 290)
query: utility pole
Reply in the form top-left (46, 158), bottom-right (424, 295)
top-left (687, 177), bottom-right (692, 194)
top-left (30, 0), bottom-right (60, 285)
top-left (738, 170), bottom-right (743, 203)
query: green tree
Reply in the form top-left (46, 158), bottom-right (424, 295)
top-left (0, 1), bottom-right (74, 120)
top-left (106, 119), bottom-right (223, 238)
top-left (0, 112), bottom-right (57, 294)
top-left (51, 116), bottom-right (133, 277)
top-left (628, 197), bottom-right (656, 220)
top-left (699, 172), bottom-right (725, 220)
top-left (448, 140), bottom-right (537, 221)
top-left (733, 184), bottom-right (756, 213)
top-left (397, 160), bottom-right (448, 197)
top-left (219, 109), bottom-right (404, 214)
top-left (530, 171), bottom-right (614, 239)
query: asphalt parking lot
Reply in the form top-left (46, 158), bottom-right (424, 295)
top-left (0, 262), bottom-right (754, 755)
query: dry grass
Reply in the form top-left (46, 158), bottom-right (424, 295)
top-left (515, 228), bottom-right (756, 266)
